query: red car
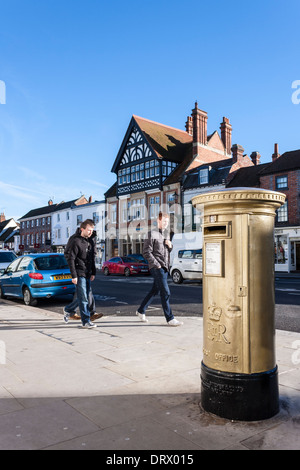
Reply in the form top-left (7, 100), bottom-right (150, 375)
top-left (102, 256), bottom-right (149, 277)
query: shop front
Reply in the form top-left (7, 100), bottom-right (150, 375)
top-left (274, 227), bottom-right (300, 272)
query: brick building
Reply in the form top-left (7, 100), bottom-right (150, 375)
top-left (228, 145), bottom-right (300, 272)
top-left (105, 103), bottom-right (254, 258)
top-left (19, 196), bottom-right (89, 253)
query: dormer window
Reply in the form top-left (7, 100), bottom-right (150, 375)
top-left (199, 168), bottom-right (209, 185)
top-left (162, 160), bottom-right (177, 178)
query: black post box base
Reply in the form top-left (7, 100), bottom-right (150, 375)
top-left (201, 362), bottom-right (280, 421)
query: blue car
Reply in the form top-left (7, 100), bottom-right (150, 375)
top-left (0, 253), bottom-right (75, 306)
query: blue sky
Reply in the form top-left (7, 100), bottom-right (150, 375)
top-left (0, 0), bottom-right (300, 220)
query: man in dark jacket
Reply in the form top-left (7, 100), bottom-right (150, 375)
top-left (63, 228), bottom-right (102, 323)
top-left (136, 212), bottom-right (183, 327)
top-left (64, 219), bottom-right (98, 328)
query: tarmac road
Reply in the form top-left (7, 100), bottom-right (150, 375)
top-left (7, 272), bottom-right (300, 333)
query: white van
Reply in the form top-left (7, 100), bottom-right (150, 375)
top-left (170, 248), bottom-right (202, 283)
top-left (170, 231), bottom-right (203, 266)
top-left (0, 250), bottom-right (17, 274)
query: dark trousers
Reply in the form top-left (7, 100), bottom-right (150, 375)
top-left (65, 287), bottom-right (95, 315)
top-left (138, 267), bottom-right (174, 322)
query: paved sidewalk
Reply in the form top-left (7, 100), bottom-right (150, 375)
top-left (0, 299), bottom-right (299, 450)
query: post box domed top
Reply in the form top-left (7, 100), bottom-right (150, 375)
top-left (192, 187), bottom-right (286, 210)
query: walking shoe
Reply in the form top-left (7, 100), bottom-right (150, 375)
top-left (90, 313), bottom-right (103, 321)
top-left (167, 318), bottom-right (183, 327)
top-left (72, 313), bottom-right (81, 320)
top-left (63, 308), bottom-right (70, 324)
top-left (136, 311), bottom-right (148, 322)
top-left (82, 322), bottom-right (97, 329)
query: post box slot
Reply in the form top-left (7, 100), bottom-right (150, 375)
top-left (204, 225), bottom-right (227, 235)
top-left (203, 222), bottom-right (231, 238)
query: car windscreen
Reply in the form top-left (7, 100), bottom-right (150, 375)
top-left (122, 257), bottom-right (140, 263)
top-left (0, 252), bottom-right (17, 263)
top-left (33, 256), bottom-right (69, 270)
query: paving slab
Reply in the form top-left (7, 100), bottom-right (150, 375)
top-left (0, 299), bottom-right (300, 450)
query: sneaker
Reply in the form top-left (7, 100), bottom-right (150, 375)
top-left (63, 308), bottom-right (70, 324)
top-left (90, 313), bottom-right (103, 321)
top-left (136, 311), bottom-right (148, 323)
top-left (82, 322), bottom-right (97, 329)
top-left (168, 318), bottom-right (183, 327)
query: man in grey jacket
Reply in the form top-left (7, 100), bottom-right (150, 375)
top-left (136, 212), bottom-right (183, 326)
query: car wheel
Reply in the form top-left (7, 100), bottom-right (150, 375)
top-left (103, 267), bottom-right (109, 276)
top-left (0, 285), bottom-right (7, 299)
top-left (124, 267), bottom-right (131, 277)
top-left (23, 287), bottom-right (37, 306)
top-left (172, 269), bottom-right (183, 284)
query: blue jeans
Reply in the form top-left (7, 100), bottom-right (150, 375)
top-left (66, 277), bottom-right (92, 325)
top-left (138, 268), bottom-right (174, 323)
top-left (65, 289), bottom-right (95, 316)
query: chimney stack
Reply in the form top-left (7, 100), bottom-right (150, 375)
top-left (185, 116), bottom-right (193, 135)
top-left (220, 117), bottom-right (232, 155)
top-left (89, 196), bottom-right (92, 203)
top-left (272, 143), bottom-right (280, 162)
top-left (192, 102), bottom-right (208, 146)
top-left (48, 199), bottom-right (53, 206)
top-left (0, 212), bottom-right (5, 223)
top-left (250, 151), bottom-right (261, 166)
top-left (231, 144), bottom-right (244, 164)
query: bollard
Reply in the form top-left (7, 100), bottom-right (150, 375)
top-left (192, 188), bottom-right (286, 421)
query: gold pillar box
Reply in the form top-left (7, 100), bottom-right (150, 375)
top-left (192, 188), bottom-right (285, 421)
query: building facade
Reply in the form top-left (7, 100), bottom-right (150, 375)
top-left (228, 145), bottom-right (300, 272)
top-left (52, 198), bottom-right (106, 267)
top-left (105, 103), bottom-right (255, 259)
top-left (19, 200), bottom-right (59, 253)
top-left (0, 214), bottom-right (19, 251)
top-left (18, 196), bottom-right (106, 266)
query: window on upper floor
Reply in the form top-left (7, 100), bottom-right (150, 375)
top-left (149, 196), bottom-right (160, 219)
top-left (118, 159), bottom-right (162, 185)
top-left (118, 157), bottom-right (180, 186)
top-left (130, 198), bottom-right (145, 220)
top-left (276, 175), bottom-right (288, 189)
top-left (111, 204), bottom-right (117, 223)
top-left (162, 160), bottom-right (177, 178)
top-left (276, 201), bottom-right (288, 222)
top-left (93, 212), bottom-right (99, 224)
top-left (199, 168), bottom-right (209, 185)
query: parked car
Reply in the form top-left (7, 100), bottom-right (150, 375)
top-left (170, 249), bottom-right (202, 284)
top-left (0, 250), bottom-right (17, 274)
top-left (0, 253), bottom-right (75, 306)
top-left (102, 256), bottom-right (149, 276)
